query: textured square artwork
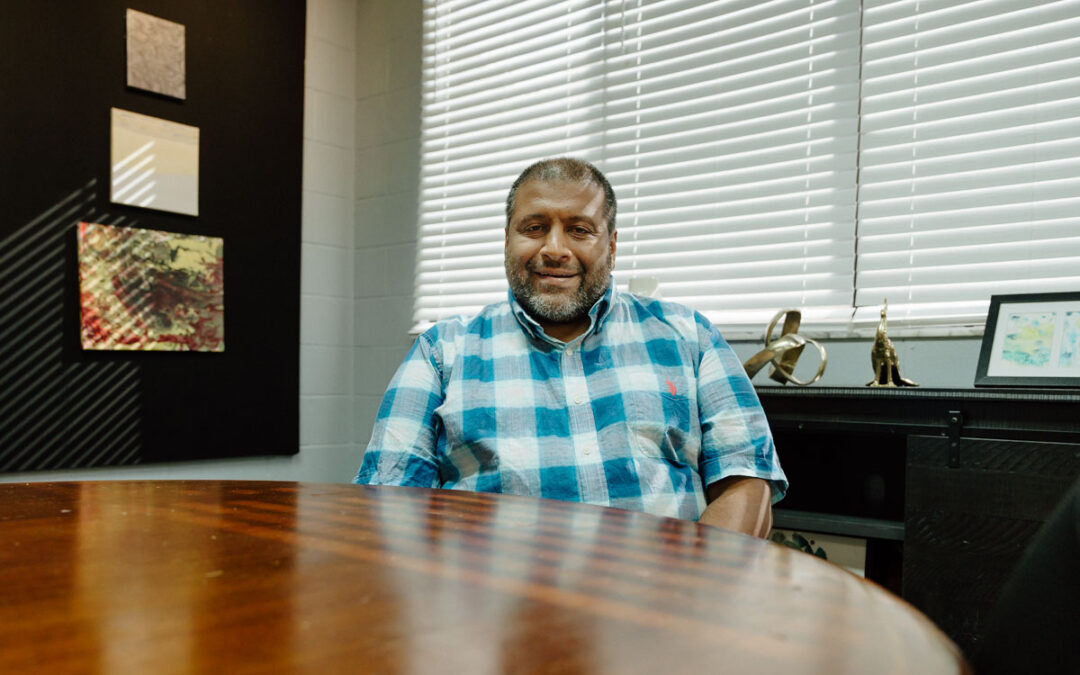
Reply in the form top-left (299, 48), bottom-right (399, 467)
top-left (126, 8), bottom-right (186, 99)
top-left (111, 108), bottom-right (199, 216)
top-left (78, 222), bottom-right (224, 351)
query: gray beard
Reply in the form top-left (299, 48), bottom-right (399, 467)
top-left (506, 258), bottom-right (612, 326)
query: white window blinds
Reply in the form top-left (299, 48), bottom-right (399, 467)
top-left (602, 0), bottom-right (861, 330)
top-left (415, 0), bottom-right (1080, 337)
top-left (857, 0), bottom-right (1080, 330)
top-left (417, 0), bottom-right (606, 327)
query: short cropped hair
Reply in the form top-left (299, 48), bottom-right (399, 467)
top-left (505, 157), bottom-right (617, 234)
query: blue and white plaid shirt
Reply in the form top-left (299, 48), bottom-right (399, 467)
top-left (355, 281), bottom-right (786, 520)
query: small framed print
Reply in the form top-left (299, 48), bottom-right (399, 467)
top-left (974, 292), bottom-right (1080, 388)
top-left (126, 8), bottom-right (186, 99)
top-left (110, 108), bottom-right (199, 216)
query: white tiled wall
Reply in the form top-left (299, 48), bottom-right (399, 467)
top-left (353, 0), bottom-right (423, 449)
top-left (298, 0), bottom-right (361, 479)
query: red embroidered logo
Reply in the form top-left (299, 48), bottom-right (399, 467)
top-left (665, 380), bottom-right (677, 396)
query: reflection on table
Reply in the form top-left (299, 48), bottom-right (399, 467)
top-left (0, 481), bottom-right (969, 673)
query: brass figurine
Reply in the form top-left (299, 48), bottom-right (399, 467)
top-left (867, 299), bottom-right (918, 387)
top-left (743, 309), bottom-right (827, 386)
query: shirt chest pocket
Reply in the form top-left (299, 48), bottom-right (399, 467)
top-left (621, 372), bottom-right (696, 467)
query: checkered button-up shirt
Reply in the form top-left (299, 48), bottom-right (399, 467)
top-left (354, 281), bottom-right (787, 520)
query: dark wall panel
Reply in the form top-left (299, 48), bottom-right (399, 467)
top-left (0, 1), bottom-right (304, 470)
top-left (904, 436), bottom-right (1080, 657)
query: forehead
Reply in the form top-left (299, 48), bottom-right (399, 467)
top-left (512, 179), bottom-right (606, 220)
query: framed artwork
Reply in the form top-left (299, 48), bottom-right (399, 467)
top-left (975, 292), bottom-right (1080, 388)
top-left (78, 222), bottom-right (224, 352)
top-left (126, 8), bottom-right (186, 99)
top-left (110, 108), bottom-right (199, 216)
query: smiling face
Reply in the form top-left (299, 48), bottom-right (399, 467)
top-left (504, 178), bottom-right (616, 342)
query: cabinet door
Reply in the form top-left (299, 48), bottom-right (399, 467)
top-left (904, 436), bottom-right (1080, 657)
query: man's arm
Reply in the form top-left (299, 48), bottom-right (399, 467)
top-left (699, 476), bottom-right (773, 537)
top-left (691, 310), bottom-right (786, 536)
top-left (354, 335), bottom-right (444, 487)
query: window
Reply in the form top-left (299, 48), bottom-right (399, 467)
top-left (856, 0), bottom-right (1080, 330)
top-left (415, 0), bottom-right (1080, 338)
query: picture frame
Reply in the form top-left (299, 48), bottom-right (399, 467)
top-left (126, 8), bottom-right (186, 100)
top-left (110, 108), bottom-right (199, 216)
top-left (77, 222), bottom-right (224, 352)
top-left (974, 291), bottom-right (1080, 388)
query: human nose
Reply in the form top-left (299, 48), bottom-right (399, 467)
top-left (539, 225), bottom-right (571, 261)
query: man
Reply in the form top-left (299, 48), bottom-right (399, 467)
top-left (355, 158), bottom-right (786, 537)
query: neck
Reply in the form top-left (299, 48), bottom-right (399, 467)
top-left (540, 317), bottom-right (590, 343)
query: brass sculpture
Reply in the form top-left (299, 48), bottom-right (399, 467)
top-left (867, 299), bottom-right (918, 387)
top-left (743, 309), bottom-right (827, 386)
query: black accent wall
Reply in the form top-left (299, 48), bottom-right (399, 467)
top-left (0, 1), bottom-right (304, 470)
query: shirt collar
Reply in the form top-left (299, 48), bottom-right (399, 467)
top-left (509, 277), bottom-right (617, 347)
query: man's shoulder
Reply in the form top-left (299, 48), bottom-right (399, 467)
top-left (419, 300), bottom-right (515, 344)
top-left (620, 292), bottom-right (699, 319)
top-left (616, 291), bottom-right (712, 338)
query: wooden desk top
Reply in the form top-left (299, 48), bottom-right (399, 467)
top-left (0, 481), bottom-right (968, 674)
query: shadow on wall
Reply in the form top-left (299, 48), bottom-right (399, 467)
top-left (0, 180), bottom-right (143, 472)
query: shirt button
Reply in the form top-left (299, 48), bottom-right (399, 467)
top-left (565, 348), bottom-right (574, 356)
top-left (574, 396), bottom-right (583, 404)
top-left (583, 447), bottom-right (592, 455)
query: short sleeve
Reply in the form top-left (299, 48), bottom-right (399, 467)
top-left (353, 335), bottom-right (444, 487)
top-left (693, 314), bottom-right (788, 503)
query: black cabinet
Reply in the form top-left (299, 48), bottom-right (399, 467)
top-left (757, 386), bottom-right (1080, 657)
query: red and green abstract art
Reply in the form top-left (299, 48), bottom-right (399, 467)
top-left (78, 222), bottom-right (224, 351)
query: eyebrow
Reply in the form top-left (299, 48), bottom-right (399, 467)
top-left (566, 216), bottom-right (597, 226)
top-left (518, 213), bottom-right (550, 222)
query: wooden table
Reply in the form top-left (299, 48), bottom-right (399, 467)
top-left (0, 481), bottom-right (968, 673)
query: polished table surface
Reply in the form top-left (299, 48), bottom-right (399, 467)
top-left (0, 481), bottom-right (968, 673)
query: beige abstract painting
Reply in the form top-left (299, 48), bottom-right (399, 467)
top-left (110, 108), bottom-right (199, 216)
top-left (126, 8), bottom-right (186, 99)
top-left (78, 222), bottom-right (224, 352)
